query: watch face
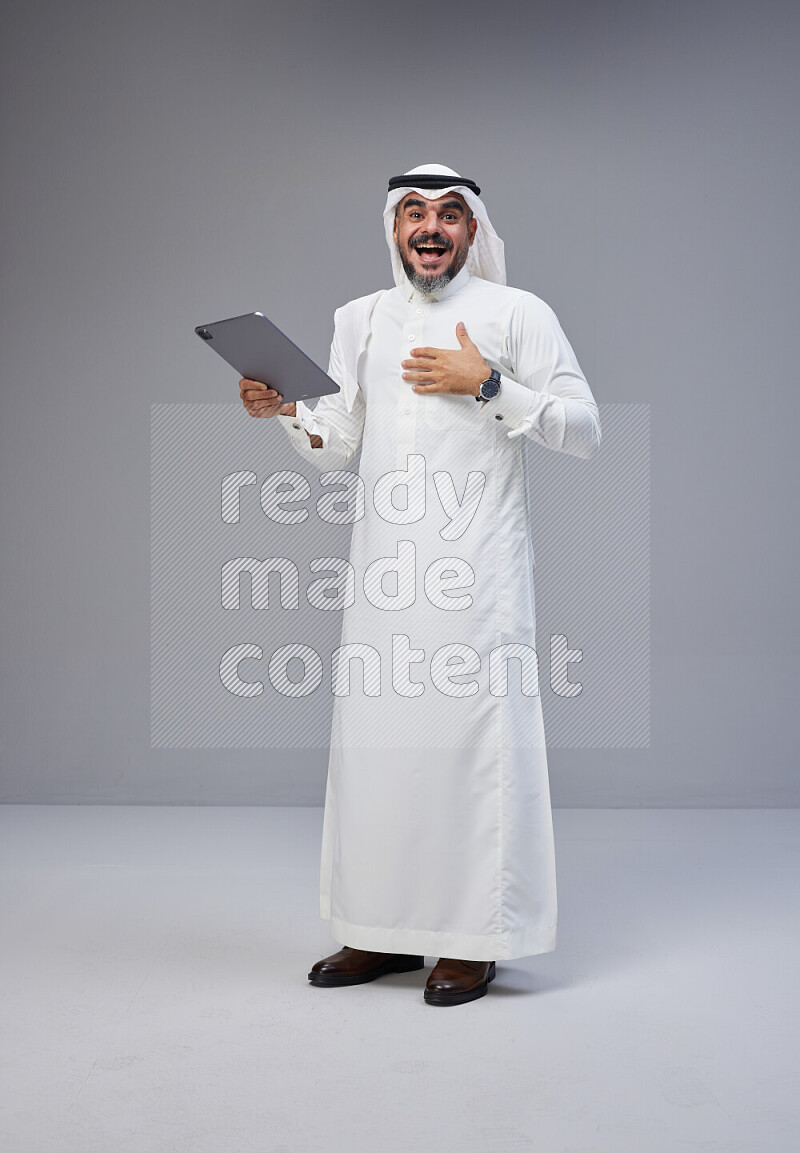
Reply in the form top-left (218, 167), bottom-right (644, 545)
top-left (481, 377), bottom-right (501, 399)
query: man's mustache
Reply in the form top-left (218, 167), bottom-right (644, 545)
top-left (409, 234), bottom-right (453, 251)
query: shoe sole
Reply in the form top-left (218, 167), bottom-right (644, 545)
top-left (308, 955), bottom-right (426, 987)
top-left (423, 961), bottom-right (496, 1006)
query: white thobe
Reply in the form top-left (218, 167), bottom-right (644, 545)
top-left (277, 265), bottom-right (600, 960)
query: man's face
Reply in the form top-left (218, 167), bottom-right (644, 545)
top-left (392, 191), bottom-right (478, 294)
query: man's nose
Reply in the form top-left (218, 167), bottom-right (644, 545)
top-left (421, 208), bottom-right (440, 233)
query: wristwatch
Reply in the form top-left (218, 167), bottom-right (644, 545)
top-left (475, 368), bottom-right (501, 401)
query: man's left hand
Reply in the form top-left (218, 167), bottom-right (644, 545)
top-left (401, 322), bottom-right (490, 397)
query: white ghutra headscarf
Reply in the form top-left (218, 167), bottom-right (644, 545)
top-left (383, 163), bottom-right (506, 288)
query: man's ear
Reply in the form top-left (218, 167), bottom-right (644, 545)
top-left (468, 217), bottom-right (478, 246)
top-left (392, 214), bottom-right (399, 244)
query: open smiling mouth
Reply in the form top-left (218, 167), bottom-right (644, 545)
top-left (412, 241), bottom-right (451, 266)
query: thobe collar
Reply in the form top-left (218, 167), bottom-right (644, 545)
top-left (399, 263), bottom-right (472, 304)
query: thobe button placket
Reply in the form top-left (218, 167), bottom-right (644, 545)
top-left (398, 309), bottom-right (423, 469)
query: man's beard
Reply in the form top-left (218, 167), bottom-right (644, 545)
top-left (398, 231), bottom-right (471, 295)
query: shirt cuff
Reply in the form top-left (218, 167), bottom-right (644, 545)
top-left (476, 375), bottom-right (543, 434)
top-left (276, 409), bottom-right (314, 448)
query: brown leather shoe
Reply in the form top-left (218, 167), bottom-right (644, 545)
top-left (424, 958), bottom-right (496, 1005)
top-left (308, 946), bottom-right (425, 987)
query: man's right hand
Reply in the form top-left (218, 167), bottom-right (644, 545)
top-left (239, 378), bottom-right (296, 419)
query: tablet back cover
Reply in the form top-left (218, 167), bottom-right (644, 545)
top-left (195, 312), bottom-right (340, 403)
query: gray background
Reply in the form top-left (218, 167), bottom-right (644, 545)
top-left (1, 0), bottom-right (797, 804)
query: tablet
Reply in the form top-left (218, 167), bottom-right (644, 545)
top-left (194, 312), bottom-right (340, 403)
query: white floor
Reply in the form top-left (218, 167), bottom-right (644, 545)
top-left (0, 806), bottom-right (798, 1153)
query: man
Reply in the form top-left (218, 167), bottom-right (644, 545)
top-left (240, 164), bottom-right (601, 1006)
